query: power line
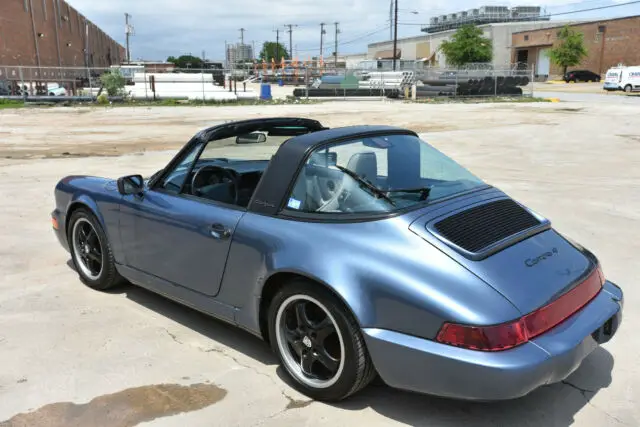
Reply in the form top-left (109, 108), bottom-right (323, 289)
top-left (295, 25), bottom-right (390, 53)
top-left (547, 0), bottom-right (640, 17)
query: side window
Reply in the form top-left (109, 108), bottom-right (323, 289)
top-left (158, 144), bottom-right (201, 194)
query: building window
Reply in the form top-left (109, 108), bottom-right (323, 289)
top-left (43, 0), bottom-right (47, 20)
top-left (598, 25), bottom-right (606, 33)
top-left (24, 0), bottom-right (29, 12)
top-left (524, 35), bottom-right (529, 41)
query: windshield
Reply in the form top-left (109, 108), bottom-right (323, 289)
top-left (285, 133), bottom-right (485, 214)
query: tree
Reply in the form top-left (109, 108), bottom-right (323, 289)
top-left (99, 69), bottom-right (125, 96)
top-left (258, 42), bottom-right (290, 62)
top-left (547, 25), bottom-right (588, 76)
top-left (439, 25), bottom-right (492, 67)
top-left (165, 55), bottom-right (204, 69)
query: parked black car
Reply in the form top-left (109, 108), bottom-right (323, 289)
top-left (564, 70), bottom-right (601, 83)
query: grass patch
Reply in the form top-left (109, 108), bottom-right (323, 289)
top-left (0, 99), bottom-right (24, 109)
top-left (406, 96), bottom-right (552, 104)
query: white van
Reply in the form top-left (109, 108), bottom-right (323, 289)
top-left (603, 65), bottom-right (640, 92)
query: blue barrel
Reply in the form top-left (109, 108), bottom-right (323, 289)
top-left (278, 79), bottom-right (284, 87)
top-left (260, 83), bottom-right (272, 100)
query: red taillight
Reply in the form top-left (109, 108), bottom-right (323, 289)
top-left (437, 265), bottom-right (604, 351)
top-left (437, 318), bottom-right (528, 351)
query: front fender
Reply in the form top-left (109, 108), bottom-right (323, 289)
top-left (54, 176), bottom-right (123, 263)
top-left (222, 212), bottom-right (521, 341)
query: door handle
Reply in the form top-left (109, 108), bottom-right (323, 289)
top-left (209, 223), bottom-right (232, 240)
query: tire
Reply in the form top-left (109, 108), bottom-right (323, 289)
top-left (268, 279), bottom-right (376, 401)
top-left (68, 209), bottom-right (126, 291)
top-left (624, 85), bottom-right (633, 93)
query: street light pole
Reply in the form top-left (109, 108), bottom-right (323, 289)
top-left (392, 0), bottom-right (398, 71)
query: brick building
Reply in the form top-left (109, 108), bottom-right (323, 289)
top-left (511, 15), bottom-right (640, 79)
top-left (0, 0), bottom-right (125, 68)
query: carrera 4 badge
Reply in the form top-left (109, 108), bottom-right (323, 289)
top-left (525, 247), bottom-right (558, 267)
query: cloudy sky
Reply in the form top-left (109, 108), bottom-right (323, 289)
top-left (70, 0), bottom-right (639, 61)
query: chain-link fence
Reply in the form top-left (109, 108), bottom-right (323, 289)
top-left (0, 64), bottom-right (535, 102)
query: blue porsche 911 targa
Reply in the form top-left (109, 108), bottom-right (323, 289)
top-left (52, 118), bottom-right (623, 401)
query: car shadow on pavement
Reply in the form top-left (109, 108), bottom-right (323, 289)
top-left (65, 260), bottom-right (277, 365)
top-left (122, 284), bottom-right (277, 366)
top-left (329, 346), bottom-right (615, 426)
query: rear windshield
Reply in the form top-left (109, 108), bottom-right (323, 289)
top-left (284, 133), bottom-right (485, 214)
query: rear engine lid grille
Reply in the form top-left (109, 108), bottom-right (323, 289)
top-left (432, 199), bottom-right (542, 254)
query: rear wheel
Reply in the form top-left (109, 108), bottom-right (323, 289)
top-left (268, 279), bottom-right (375, 401)
top-left (68, 209), bottom-right (125, 290)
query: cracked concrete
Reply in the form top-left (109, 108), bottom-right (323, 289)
top-left (163, 328), bottom-right (313, 416)
top-left (1, 101), bottom-right (639, 426)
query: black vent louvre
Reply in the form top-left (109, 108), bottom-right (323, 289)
top-left (433, 199), bottom-right (541, 253)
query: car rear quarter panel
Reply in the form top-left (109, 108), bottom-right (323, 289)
top-left (220, 210), bottom-right (522, 340)
top-left (54, 176), bottom-right (124, 262)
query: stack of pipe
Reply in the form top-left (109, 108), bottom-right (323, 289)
top-left (414, 75), bottom-right (529, 98)
top-left (292, 88), bottom-right (400, 97)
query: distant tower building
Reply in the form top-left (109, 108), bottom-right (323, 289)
top-left (226, 43), bottom-right (254, 66)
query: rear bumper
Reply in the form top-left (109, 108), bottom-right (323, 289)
top-left (363, 280), bottom-right (623, 401)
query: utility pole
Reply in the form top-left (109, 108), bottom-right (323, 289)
top-left (320, 23), bottom-right (326, 65)
top-left (334, 22), bottom-right (340, 67)
top-left (273, 29), bottom-right (281, 61)
top-left (392, 0), bottom-right (398, 71)
top-left (125, 13), bottom-right (133, 63)
top-left (284, 24), bottom-right (298, 59)
top-left (389, 0), bottom-right (393, 40)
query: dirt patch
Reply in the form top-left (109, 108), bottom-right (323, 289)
top-left (0, 383), bottom-right (227, 427)
top-left (617, 134), bottom-right (640, 142)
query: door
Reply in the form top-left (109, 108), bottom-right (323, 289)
top-left (536, 48), bottom-right (550, 77)
top-left (120, 191), bottom-right (243, 297)
top-left (118, 140), bottom-right (244, 297)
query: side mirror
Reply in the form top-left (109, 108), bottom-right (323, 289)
top-left (236, 133), bottom-right (267, 144)
top-left (117, 174), bottom-right (144, 195)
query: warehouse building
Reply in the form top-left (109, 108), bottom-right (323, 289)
top-left (368, 20), bottom-right (581, 70)
top-left (0, 0), bottom-right (125, 68)
top-left (511, 15), bottom-right (640, 79)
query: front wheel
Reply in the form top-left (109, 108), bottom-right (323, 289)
top-left (68, 209), bottom-right (126, 290)
top-left (625, 85), bottom-right (633, 93)
top-left (268, 280), bottom-right (376, 401)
